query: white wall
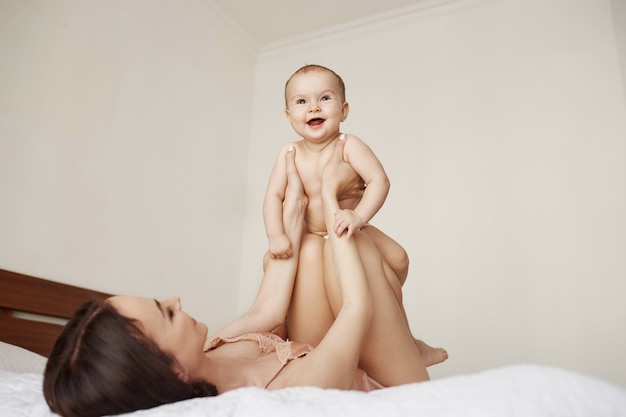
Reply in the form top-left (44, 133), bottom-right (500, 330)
top-left (241, 0), bottom-right (626, 385)
top-left (0, 0), bottom-right (256, 327)
top-left (1, 0), bottom-right (624, 388)
top-left (612, 0), bottom-right (626, 100)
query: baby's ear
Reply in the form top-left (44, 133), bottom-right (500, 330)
top-left (341, 101), bottom-right (350, 122)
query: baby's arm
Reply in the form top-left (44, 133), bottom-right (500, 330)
top-left (263, 145), bottom-right (294, 259)
top-left (333, 135), bottom-right (390, 239)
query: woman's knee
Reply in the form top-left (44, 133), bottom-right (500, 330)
top-left (360, 227), bottom-right (409, 284)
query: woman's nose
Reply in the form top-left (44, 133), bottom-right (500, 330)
top-left (163, 296), bottom-right (181, 311)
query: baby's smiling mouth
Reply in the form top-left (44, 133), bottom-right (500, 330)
top-left (307, 118), bottom-right (325, 127)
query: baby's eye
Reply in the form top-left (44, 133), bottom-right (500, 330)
top-left (321, 95), bottom-right (331, 101)
top-left (167, 307), bottom-right (175, 319)
top-left (295, 98), bottom-right (306, 105)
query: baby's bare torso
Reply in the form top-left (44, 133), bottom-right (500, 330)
top-left (294, 141), bottom-right (364, 235)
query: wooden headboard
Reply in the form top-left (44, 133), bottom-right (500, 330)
top-left (0, 268), bottom-right (112, 357)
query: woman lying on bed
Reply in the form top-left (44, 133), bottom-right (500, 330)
top-left (43, 139), bottom-right (438, 417)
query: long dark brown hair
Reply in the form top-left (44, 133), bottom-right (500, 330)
top-left (43, 299), bottom-right (217, 417)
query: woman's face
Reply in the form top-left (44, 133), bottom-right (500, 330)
top-left (108, 295), bottom-right (208, 380)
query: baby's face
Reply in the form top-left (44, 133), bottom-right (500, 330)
top-left (285, 70), bottom-right (348, 144)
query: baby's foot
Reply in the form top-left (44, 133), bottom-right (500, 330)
top-left (415, 339), bottom-right (448, 367)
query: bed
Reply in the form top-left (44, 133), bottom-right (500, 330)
top-left (1, 268), bottom-right (625, 417)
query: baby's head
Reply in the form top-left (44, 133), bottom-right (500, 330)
top-left (284, 65), bottom-right (349, 142)
top-left (284, 64), bottom-right (346, 108)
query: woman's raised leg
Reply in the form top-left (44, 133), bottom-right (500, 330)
top-left (323, 230), bottom-right (430, 386)
top-left (286, 233), bottom-right (335, 346)
top-left (360, 225), bottom-right (409, 287)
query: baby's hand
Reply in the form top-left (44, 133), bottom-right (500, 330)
top-left (269, 234), bottom-right (293, 259)
top-left (333, 209), bottom-right (364, 239)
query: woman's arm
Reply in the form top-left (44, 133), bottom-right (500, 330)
top-left (268, 137), bottom-right (374, 389)
top-left (209, 146), bottom-right (306, 341)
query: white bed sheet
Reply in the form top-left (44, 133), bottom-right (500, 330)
top-left (1, 364), bottom-right (625, 417)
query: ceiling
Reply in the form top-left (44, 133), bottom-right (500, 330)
top-left (211, 0), bottom-right (438, 48)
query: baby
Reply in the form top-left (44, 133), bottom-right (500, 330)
top-left (263, 64), bottom-right (409, 288)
